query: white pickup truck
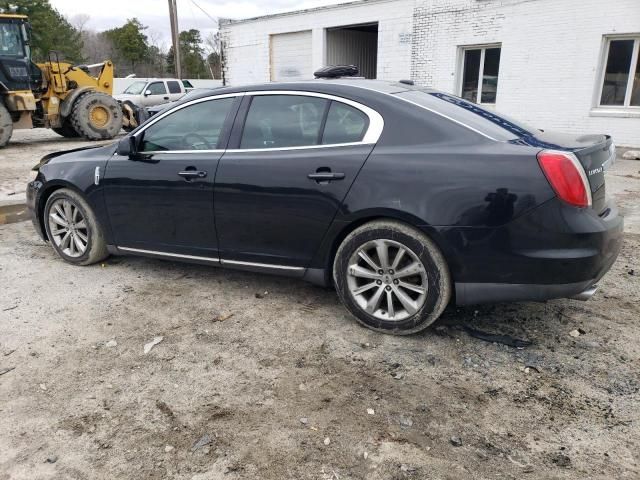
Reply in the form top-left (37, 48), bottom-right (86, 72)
top-left (114, 78), bottom-right (195, 108)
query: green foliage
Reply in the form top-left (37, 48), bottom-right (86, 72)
top-left (0, 0), bottom-right (83, 62)
top-left (103, 18), bottom-right (149, 72)
top-left (167, 29), bottom-right (210, 79)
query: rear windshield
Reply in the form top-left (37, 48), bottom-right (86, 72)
top-left (396, 90), bottom-right (538, 141)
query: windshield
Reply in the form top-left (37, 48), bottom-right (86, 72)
top-left (123, 81), bottom-right (147, 94)
top-left (0, 23), bottom-right (24, 56)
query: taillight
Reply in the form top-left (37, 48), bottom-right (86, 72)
top-left (537, 150), bottom-right (592, 208)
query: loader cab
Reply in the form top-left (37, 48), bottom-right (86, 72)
top-left (0, 14), bottom-right (41, 91)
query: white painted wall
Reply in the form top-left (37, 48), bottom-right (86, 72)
top-left (221, 0), bottom-right (640, 146)
top-left (220, 0), bottom-right (415, 85)
top-left (411, 0), bottom-right (640, 147)
top-left (113, 78), bottom-right (223, 94)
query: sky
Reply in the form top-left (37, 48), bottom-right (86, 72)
top-left (51, 0), bottom-right (346, 48)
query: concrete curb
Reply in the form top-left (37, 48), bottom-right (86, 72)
top-left (0, 202), bottom-right (28, 225)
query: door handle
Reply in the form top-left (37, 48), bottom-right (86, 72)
top-left (164, 96), bottom-right (169, 100)
top-left (178, 170), bottom-right (207, 179)
top-left (307, 172), bottom-right (345, 181)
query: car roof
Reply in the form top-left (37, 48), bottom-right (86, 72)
top-left (180, 79), bottom-right (429, 102)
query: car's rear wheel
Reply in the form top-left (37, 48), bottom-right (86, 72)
top-left (333, 220), bottom-right (451, 335)
top-left (44, 188), bottom-right (109, 265)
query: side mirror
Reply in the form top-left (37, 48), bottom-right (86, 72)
top-left (144, 89), bottom-right (152, 96)
top-left (117, 135), bottom-right (138, 157)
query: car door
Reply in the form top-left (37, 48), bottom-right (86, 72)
top-left (214, 92), bottom-right (382, 268)
top-left (103, 94), bottom-right (240, 259)
top-left (166, 80), bottom-right (184, 102)
top-left (141, 81), bottom-right (170, 106)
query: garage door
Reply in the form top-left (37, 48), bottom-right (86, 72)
top-left (270, 30), bottom-right (312, 81)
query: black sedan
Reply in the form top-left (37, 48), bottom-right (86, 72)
top-left (26, 76), bottom-right (623, 334)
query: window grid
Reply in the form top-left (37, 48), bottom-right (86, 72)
top-left (598, 36), bottom-right (640, 108)
top-left (459, 44), bottom-right (501, 105)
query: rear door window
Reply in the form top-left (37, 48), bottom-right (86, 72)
top-left (240, 95), bottom-right (328, 149)
top-left (322, 102), bottom-right (369, 144)
top-left (167, 80), bottom-right (182, 94)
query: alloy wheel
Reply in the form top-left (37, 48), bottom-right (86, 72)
top-left (346, 239), bottom-right (428, 322)
top-left (48, 198), bottom-right (89, 258)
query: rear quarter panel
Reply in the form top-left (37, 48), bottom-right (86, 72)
top-left (338, 100), bottom-right (556, 228)
top-left (310, 99), bottom-right (557, 280)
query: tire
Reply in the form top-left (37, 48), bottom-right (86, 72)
top-left (0, 102), bottom-right (14, 147)
top-left (52, 119), bottom-right (80, 138)
top-left (333, 220), bottom-right (451, 335)
top-left (43, 188), bottom-right (109, 266)
top-left (121, 100), bottom-right (137, 132)
top-left (70, 91), bottom-right (123, 140)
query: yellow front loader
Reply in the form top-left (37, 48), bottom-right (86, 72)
top-left (0, 13), bottom-right (122, 147)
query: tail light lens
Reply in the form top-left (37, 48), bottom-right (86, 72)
top-left (537, 150), bottom-right (592, 208)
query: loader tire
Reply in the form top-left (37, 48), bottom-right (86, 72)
top-left (52, 119), bottom-right (80, 138)
top-left (121, 100), bottom-right (139, 132)
top-left (70, 91), bottom-right (122, 140)
top-left (0, 102), bottom-right (13, 148)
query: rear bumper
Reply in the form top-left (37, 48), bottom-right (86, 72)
top-left (456, 279), bottom-right (601, 305)
top-left (442, 197), bottom-right (623, 306)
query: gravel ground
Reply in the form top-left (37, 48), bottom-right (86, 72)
top-left (0, 132), bottom-right (639, 479)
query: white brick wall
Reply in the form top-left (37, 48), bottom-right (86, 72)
top-left (221, 0), bottom-right (640, 146)
top-left (412, 0), bottom-right (640, 146)
top-left (220, 0), bottom-right (415, 85)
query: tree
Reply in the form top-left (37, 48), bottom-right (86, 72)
top-left (103, 18), bottom-right (149, 74)
top-left (0, 0), bottom-right (83, 62)
top-left (80, 30), bottom-right (116, 66)
top-left (204, 31), bottom-right (222, 79)
top-left (70, 13), bottom-right (90, 35)
top-left (167, 29), bottom-right (209, 79)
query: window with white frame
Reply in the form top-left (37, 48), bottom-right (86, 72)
top-left (459, 45), bottom-right (501, 104)
top-left (599, 36), bottom-right (640, 108)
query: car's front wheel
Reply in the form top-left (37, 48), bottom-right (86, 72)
top-left (44, 188), bottom-right (109, 265)
top-left (333, 220), bottom-right (451, 335)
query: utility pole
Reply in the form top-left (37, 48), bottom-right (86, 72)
top-left (168, 0), bottom-right (182, 79)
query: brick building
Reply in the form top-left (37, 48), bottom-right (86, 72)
top-left (220, 0), bottom-right (640, 146)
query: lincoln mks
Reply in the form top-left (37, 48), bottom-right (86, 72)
top-left (27, 76), bottom-right (623, 334)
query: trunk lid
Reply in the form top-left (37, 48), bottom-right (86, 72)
top-left (514, 132), bottom-right (615, 212)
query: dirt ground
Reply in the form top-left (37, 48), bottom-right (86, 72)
top-left (0, 131), bottom-right (639, 480)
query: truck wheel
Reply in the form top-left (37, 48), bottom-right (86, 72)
top-left (71, 91), bottom-right (122, 140)
top-left (0, 103), bottom-right (13, 147)
top-left (121, 100), bottom-right (139, 132)
top-left (52, 119), bottom-right (80, 138)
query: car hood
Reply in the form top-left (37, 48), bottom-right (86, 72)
top-left (114, 93), bottom-right (138, 102)
top-left (34, 143), bottom-right (117, 171)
